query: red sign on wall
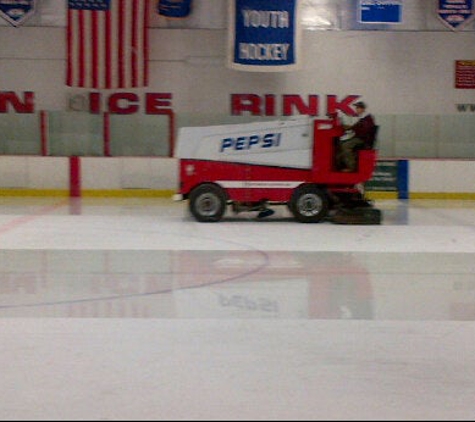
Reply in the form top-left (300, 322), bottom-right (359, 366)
top-left (455, 60), bottom-right (475, 89)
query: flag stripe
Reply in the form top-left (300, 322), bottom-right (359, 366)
top-left (91, 12), bottom-right (99, 88)
top-left (78, 10), bottom-right (86, 87)
top-left (143, 1), bottom-right (149, 87)
top-left (66, 9), bottom-right (73, 86)
top-left (118, 0), bottom-right (125, 88)
top-left (132, 0), bottom-right (139, 88)
top-left (66, 0), bottom-right (149, 89)
top-left (105, 9), bottom-right (112, 89)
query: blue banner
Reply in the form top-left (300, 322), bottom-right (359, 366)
top-left (359, 0), bottom-right (403, 24)
top-left (437, 0), bottom-right (474, 30)
top-left (158, 0), bottom-right (192, 19)
top-left (228, 0), bottom-right (301, 72)
top-left (0, 0), bottom-right (36, 27)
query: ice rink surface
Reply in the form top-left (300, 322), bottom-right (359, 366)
top-left (1, 197), bottom-right (475, 420)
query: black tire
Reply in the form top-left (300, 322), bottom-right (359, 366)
top-left (189, 183), bottom-right (227, 222)
top-left (289, 185), bottom-right (329, 223)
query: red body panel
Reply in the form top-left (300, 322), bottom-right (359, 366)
top-left (178, 118), bottom-right (377, 203)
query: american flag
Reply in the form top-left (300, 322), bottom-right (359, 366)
top-left (67, 0), bottom-right (150, 89)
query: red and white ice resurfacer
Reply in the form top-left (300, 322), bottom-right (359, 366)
top-left (173, 115), bottom-right (382, 224)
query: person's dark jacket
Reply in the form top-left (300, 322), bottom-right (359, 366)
top-left (351, 114), bottom-right (376, 145)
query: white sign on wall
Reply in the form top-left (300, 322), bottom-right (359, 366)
top-left (358, 0), bottom-right (403, 24)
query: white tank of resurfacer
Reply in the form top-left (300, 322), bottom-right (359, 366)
top-left (175, 117), bottom-right (313, 169)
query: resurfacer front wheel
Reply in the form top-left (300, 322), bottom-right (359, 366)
top-left (189, 183), bottom-right (227, 222)
top-left (290, 185), bottom-right (329, 223)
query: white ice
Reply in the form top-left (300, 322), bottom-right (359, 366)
top-left (0, 197), bottom-right (474, 420)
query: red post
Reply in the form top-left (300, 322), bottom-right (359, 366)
top-left (103, 111), bottom-right (111, 157)
top-left (40, 110), bottom-right (48, 156)
top-left (69, 156), bottom-right (81, 197)
top-left (168, 112), bottom-right (175, 157)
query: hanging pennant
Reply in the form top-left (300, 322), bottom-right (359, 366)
top-left (437, 0), bottom-right (474, 31)
top-left (227, 0), bottom-right (302, 72)
top-left (0, 0), bottom-right (36, 27)
top-left (158, 0), bottom-right (193, 19)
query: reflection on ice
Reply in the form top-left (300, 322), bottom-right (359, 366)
top-left (1, 249), bottom-right (475, 321)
